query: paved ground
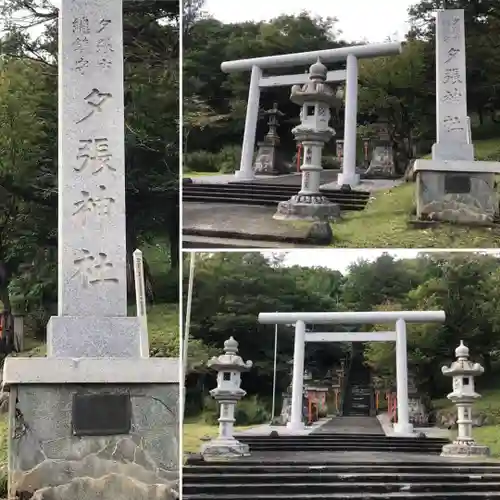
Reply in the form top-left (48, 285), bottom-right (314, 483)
top-left (188, 171), bottom-right (403, 191)
top-left (236, 418), bottom-right (330, 436)
top-left (183, 203), bottom-right (323, 245)
top-left (312, 416), bottom-right (384, 435)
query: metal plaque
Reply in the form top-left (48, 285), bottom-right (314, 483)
top-left (72, 393), bottom-right (131, 436)
top-left (444, 174), bottom-right (471, 194)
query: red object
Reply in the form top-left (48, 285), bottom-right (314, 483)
top-left (296, 144), bottom-right (302, 172)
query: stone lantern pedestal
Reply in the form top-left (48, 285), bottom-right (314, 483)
top-left (441, 341), bottom-right (490, 458)
top-left (201, 337), bottom-right (253, 461)
top-left (274, 59), bottom-right (341, 221)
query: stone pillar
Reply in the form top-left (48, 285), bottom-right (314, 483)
top-left (338, 54), bottom-right (360, 187)
top-left (432, 9), bottom-right (474, 161)
top-left (201, 337), bottom-right (253, 460)
top-left (2, 1), bottom-right (179, 497)
top-left (235, 65), bottom-right (261, 181)
top-left (393, 319), bottom-right (413, 434)
top-left (288, 320), bottom-right (306, 431)
top-left (441, 341), bottom-right (490, 457)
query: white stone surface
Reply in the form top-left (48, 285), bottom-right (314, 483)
top-left (258, 310), bottom-right (446, 325)
top-left (395, 319), bottom-right (412, 435)
top-left (133, 249), bottom-right (150, 358)
top-left (47, 316), bottom-right (142, 358)
top-left (259, 70), bottom-right (346, 88)
top-left (58, 0), bottom-right (127, 317)
top-left (289, 320), bottom-right (306, 430)
top-left (414, 159), bottom-right (500, 173)
top-left (305, 331), bottom-right (397, 342)
top-left (435, 10), bottom-right (468, 146)
top-left (339, 53), bottom-right (360, 187)
top-left (2, 357), bottom-right (179, 385)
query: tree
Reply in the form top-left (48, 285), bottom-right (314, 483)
top-left (358, 41), bottom-right (431, 172)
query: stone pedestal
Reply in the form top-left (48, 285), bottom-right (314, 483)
top-left (253, 102), bottom-right (289, 175)
top-left (3, 359), bottom-right (179, 499)
top-left (365, 145), bottom-right (396, 178)
top-left (201, 438), bottom-right (250, 461)
top-left (414, 161), bottom-right (500, 224)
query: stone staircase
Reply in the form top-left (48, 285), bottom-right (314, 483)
top-left (182, 181), bottom-right (370, 211)
top-left (343, 350), bottom-right (373, 417)
top-left (231, 433), bottom-right (448, 454)
top-left (183, 458), bottom-right (500, 499)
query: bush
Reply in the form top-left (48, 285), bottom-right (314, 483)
top-left (201, 394), bottom-right (270, 426)
top-left (184, 150), bottom-right (219, 173)
top-left (24, 306), bottom-right (52, 341)
top-left (322, 156), bottom-right (341, 170)
top-left (217, 145), bottom-right (242, 174)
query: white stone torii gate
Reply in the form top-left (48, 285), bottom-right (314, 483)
top-left (259, 310), bottom-right (445, 435)
top-left (221, 42), bottom-right (404, 187)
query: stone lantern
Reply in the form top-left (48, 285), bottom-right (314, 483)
top-left (201, 337), bottom-right (253, 460)
top-left (441, 341), bottom-right (490, 457)
top-left (274, 58), bottom-right (342, 221)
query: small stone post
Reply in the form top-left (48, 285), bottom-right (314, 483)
top-left (441, 341), bottom-right (490, 457)
top-left (201, 337), bottom-right (253, 460)
top-left (274, 59), bottom-right (342, 221)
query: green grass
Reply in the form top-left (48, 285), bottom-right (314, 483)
top-left (331, 137), bottom-right (500, 248)
top-left (183, 171), bottom-right (222, 178)
top-left (331, 183), bottom-right (500, 248)
top-left (183, 419), bottom-right (255, 454)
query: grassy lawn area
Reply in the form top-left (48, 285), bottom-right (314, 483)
top-left (331, 183), bottom-right (500, 248)
top-left (183, 171), bottom-right (222, 178)
top-left (332, 136), bottom-right (500, 248)
top-left (183, 419), bottom-right (255, 454)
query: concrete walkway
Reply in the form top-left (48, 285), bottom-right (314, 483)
top-left (312, 416), bottom-right (384, 435)
top-left (189, 171), bottom-right (403, 192)
top-left (236, 418), bottom-right (330, 436)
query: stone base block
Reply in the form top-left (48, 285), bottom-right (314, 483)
top-left (274, 195), bottom-right (341, 221)
top-left (337, 172), bottom-right (360, 188)
top-left (441, 442), bottom-right (490, 458)
top-left (392, 422), bottom-right (415, 436)
top-left (8, 382), bottom-right (179, 499)
top-left (201, 438), bottom-right (250, 461)
top-left (47, 316), bottom-right (143, 358)
top-left (432, 142), bottom-right (475, 161)
top-left (416, 171), bottom-right (498, 225)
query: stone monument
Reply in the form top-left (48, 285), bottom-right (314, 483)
top-left (441, 341), bottom-right (490, 457)
top-left (2, 1), bottom-right (179, 498)
top-left (274, 59), bottom-right (342, 221)
top-left (413, 9), bottom-right (500, 224)
top-left (201, 337), bottom-right (253, 461)
top-left (365, 123), bottom-right (396, 178)
top-left (253, 102), bottom-right (289, 175)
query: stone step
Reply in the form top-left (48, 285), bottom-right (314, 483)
top-left (183, 481), bottom-right (500, 495)
top-left (223, 446), bottom-right (443, 453)
top-left (182, 492), bottom-right (500, 499)
top-left (184, 473), bottom-right (500, 483)
top-left (184, 464), bottom-right (500, 474)
top-left (182, 183), bottom-right (370, 211)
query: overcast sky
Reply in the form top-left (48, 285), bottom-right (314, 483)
top-left (258, 250), bottom-right (500, 274)
top-left (204, 0), bottom-right (417, 43)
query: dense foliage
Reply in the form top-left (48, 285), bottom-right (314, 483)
top-left (0, 0), bottom-right (179, 332)
top-left (184, 252), bottom-right (500, 415)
